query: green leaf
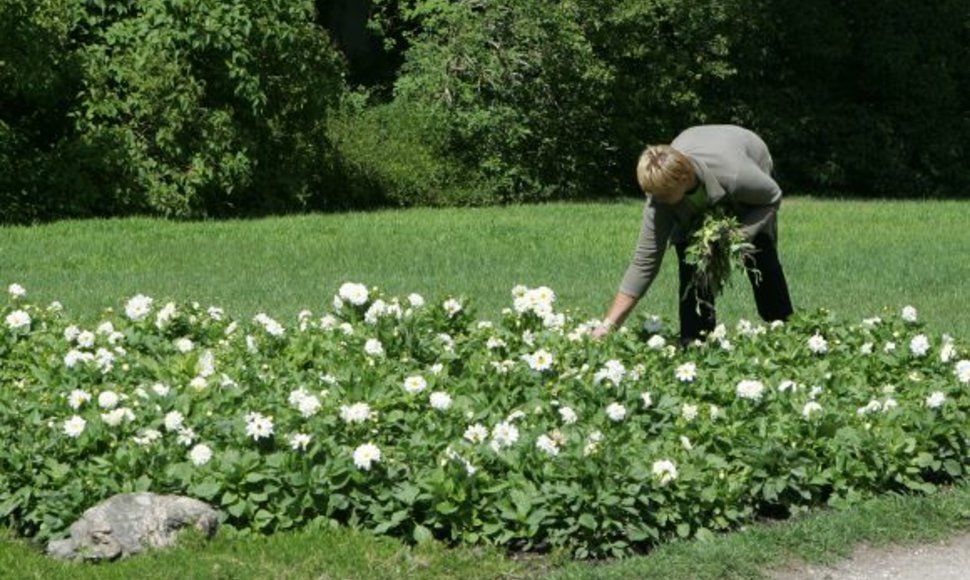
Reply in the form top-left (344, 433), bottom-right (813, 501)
top-left (413, 524), bottom-right (433, 544)
top-left (190, 479), bottom-right (221, 501)
top-left (578, 513), bottom-right (597, 530)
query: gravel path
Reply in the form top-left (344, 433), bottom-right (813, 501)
top-left (770, 532), bottom-right (970, 579)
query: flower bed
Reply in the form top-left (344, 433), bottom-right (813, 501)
top-left (2, 283), bottom-right (968, 558)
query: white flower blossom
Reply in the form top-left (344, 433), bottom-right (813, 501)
top-left (802, 401), bottom-right (823, 419)
top-left (486, 337), bottom-right (506, 350)
top-left (174, 337), bottom-right (194, 353)
top-left (535, 434), bottom-right (560, 457)
top-left (490, 421), bottom-right (520, 450)
top-left (364, 338), bottom-right (384, 357)
top-left (861, 342), bottom-right (874, 355)
top-left (97, 390), bottom-right (119, 409)
top-left (909, 334), bottom-right (930, 357)
top-left (675, 362), bottom-right (697, 383)
top-left (736, 379), bottom-right (766, 401)
top-left (523, 349), bottom-right (554, 372)
top-left (67, 389), bottom-right (91, 410)
top-left (403, 375), bottom-right (427, 394)
top-left (253, 313), bottom-right (285, 337)
top-left (593, 359), bottom-right (625, 386)
top-left (463, 423), bottom-right (489, 444)
top-left (681, 403), bottom-right (699, 421)
top-left (408, 293), bottom-right (425, 308)
top-left (63, 415), bottom-right (86, 438)
top-left (652, 459), bottom-right (678, 485)
top-left (133, 429), bottom-right (163, 446)
top-left (353, 443), bottom-right (381, 470)
top-left (101, 407), bottom-right (134, 427)
top-left (244, 412), bottom-right (274, 440)
top-left (808, 334), bottom-right (828, 354)
top-left (926, 391), bottom-right (946, 409)
top-left (640, 392), bottom-right (653, 408)
top-left (338, 283), bottom-right (369, 306)
top-left (646, 334), bottom-right (667, 350)
top-left (164, 411), bottom-right (185, 432)
top-left (857, 400), bottom-right (882, 415)
top-left (430, 391), bottom-right (452, 411)
top-left (289, 433), bottom-right (312, 452)
top-left (7, 283), bottom-right (26, 299)
top-left (901, 306), bottom-right (918, 323)
top-left (189, 444), bottom-right (212, 466)
top-left (442, 298), bottom-right (463, 317)
top-left (954, 360), bottom-right (970, 384)
top-left (605, 402), bottom-right (627, 422)
top-left (884, 341), bottom-right (897, 353)
top-left (5, 310), bottom-right (31, 331)
top-left (559, 406), bottom-right (578, 424)
top-left (339, 402), bottom-right (372, 424)
top-left (156, 302), bottom-right (177, 329)
top-left (151, 382), bottom-right (171, 397)
top-left (680, 436), bottom-right (693, 451)
top-left (125, 295), bottom-right (153, 321)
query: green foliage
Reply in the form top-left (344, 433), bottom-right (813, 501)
top-left (76, 0), bottom-right (347, 218)
top-left (391, 0), bottom-right (616, 203)
top-left (682, 210), bottom-right (756, 310)
top-left (2, 285), bottom-right (969, 558)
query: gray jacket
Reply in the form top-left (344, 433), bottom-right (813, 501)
top-left (619, 125), bottom-right (782, 298)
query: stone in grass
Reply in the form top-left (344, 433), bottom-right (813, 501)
top-left (47, 492), bottom-right (219, 561)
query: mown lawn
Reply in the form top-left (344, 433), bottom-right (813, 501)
top-left (1, 197), bottom-right (968, 579)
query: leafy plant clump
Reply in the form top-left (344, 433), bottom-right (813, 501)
top-left (1, 284), bottom-right (968, 559)
top-left (682, 209), bottom-right (758, 310)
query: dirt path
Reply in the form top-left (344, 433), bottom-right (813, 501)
top-left (770, 532), bottom-right (970, 579)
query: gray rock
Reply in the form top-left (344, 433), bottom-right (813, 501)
top-left (47, 492), bottom-right (219, 560)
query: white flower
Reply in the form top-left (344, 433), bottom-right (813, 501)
top-left (857, 400), bottom-right (882, 415)
top-left (593, 359), bottom-right (626, 386)
top-left (642, 315), bottom-right (663, 334)
top-left (523, 349), bottom-right (554, 372)
top-left (289, 433), bottom-right (312, 452)
top-left (926, 391), bottom-right (946, 409)
top-left (675, 362), bottom-right (697, 382)
top-left (364, 299), bottom-right (387, 324)
top-left (884, 341), bottom-right (897, 353)
top-left (809, 385), bottom-right (824, 399)
top-left (909, 334), bottom-right (930, 357)
top-left (652, 459), bottom-right (678, 485)
top-left (429, 391), bottom-right (452, 411)
top-left (125, 294), bottom-right (153, 321)
top-left (802, 401), bottom-right (823, 419)
top-left (7, 283), bottom-right (26, 299)
top-left (861, 342), bottom-right (874, 355)
top-left (156, 302), bottom-right (177, 329)
top-left (174, 337), bottom-right (194, 353)
top-left (535, 434), bottom-right (560, 457)
top-left (736, 379), bottom-right (766, 401)
top-left (437, 333), bottom-right (455, 352)
top-left (882, 398), bottom-right (898, 411)
top-left (254, 313), bottom-right (285, 337)
top-left (681, 403), bottom-right (699, 421)
top-left (808, 334), bottom-right (828, 354)
top-left (353, 443), bottom-right (381, 470)
top-left (133, 428), bottom-right (162, 446)
top-left (861, 316), bottom-right (882, 328)
top-left (429, 363), bottom-right (444, 376)
top-left (583, 430), bottom-right (604, 456)
top-left (646, 334), bottom-right (667, 350)
top-left (101, 407), bottom-right (134, 427)
top-left (338, 283), bottom-right (369, 306)
top-left (640, 392), bottom-right (653, 408)
top-left (63, 415), bottom-right (86, 438)
top-left (151, 382), bottom-right (171, 397)
top-left (164, 411), bottom-right (185, 431)
top-left (5, 310), bottom-right (31, 331)
top-left (709, 404), bottom-right (724, 420)
top-left (63, 349), bottom-right (92, 369)
top-left (97, 391), bottom-right (119, 409)
top-left (188, 376), bottom-right (207, 391)
top-left (901, 306), bottom-right (918, 323)
top-left (63, 325), bottom-right (81, 342)
top-left (176, 427), bottom-right (196, 446)
top-left (340, 402), bottom-right (372, 424)
top-left (490, 421), bottom-right (520, 450)
top-left (67, 389), bottom-right (91, 410)
top-left (463, 423), bottom-right (489, 444)
top-left (940, 338), bottom-right (956, 363)
top-left (339, 322), bottom-right (354, 335)
top-left (709, 324), bottom-right (728, 341)
top-left (605, 402), bottom-right (627, 422)
top-left (207, 306), bottom-right (224, 320)
top-left (680, 436), bottom-right (693, 451)
top-left (364, 338), bottom-right (384, 357)
top-left (955, 360), bottom-right (970, 384)
top-left (486, 337), bottom-right (506, 350)
top-left (506, 410), bottom-right (527, 422)
top-left (76, 330), bottom-right (95, 348)
top-left (244, 412), bottom-right (274, 440)
top-left (778, 380), bottom-right (798, 393)
top-left (408, 293), bottom-right (425, 308)
top-left (442, 298), bottom-right (463, 317)
top-left (189, 444), bottom-right (213, 466)
top-left (287, 389), bottom-right (321, 418)
top-left (559, 406), bottom-right (578, 424)
top-left (403, 375), bottom-right (428, 395)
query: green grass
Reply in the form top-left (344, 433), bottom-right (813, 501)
top-left (1, 197), bottom-right (968, 338)
top-left (2, 197), bottom-right (969, 578)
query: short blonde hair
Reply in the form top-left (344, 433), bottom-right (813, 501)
top-left (636, 145), bottom-right (694, 202)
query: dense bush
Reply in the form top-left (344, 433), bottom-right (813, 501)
top-left (77, 0), bottom-right (348, 218)
top-left (2, 283), bottom-right (969, 557)
top-left (389, 0), bottom-right (616, 203)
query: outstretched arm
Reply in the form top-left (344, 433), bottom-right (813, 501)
top-left (592, 291), bottom-right (639, 338)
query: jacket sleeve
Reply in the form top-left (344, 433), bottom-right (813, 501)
top-left (618, 200), bottom-right (674, 298)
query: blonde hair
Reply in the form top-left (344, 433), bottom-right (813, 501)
top-left (636, 145), bottom-right (694, 202)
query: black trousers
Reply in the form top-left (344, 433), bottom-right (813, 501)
top-left (675, 233), bottom-right (793, 342)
